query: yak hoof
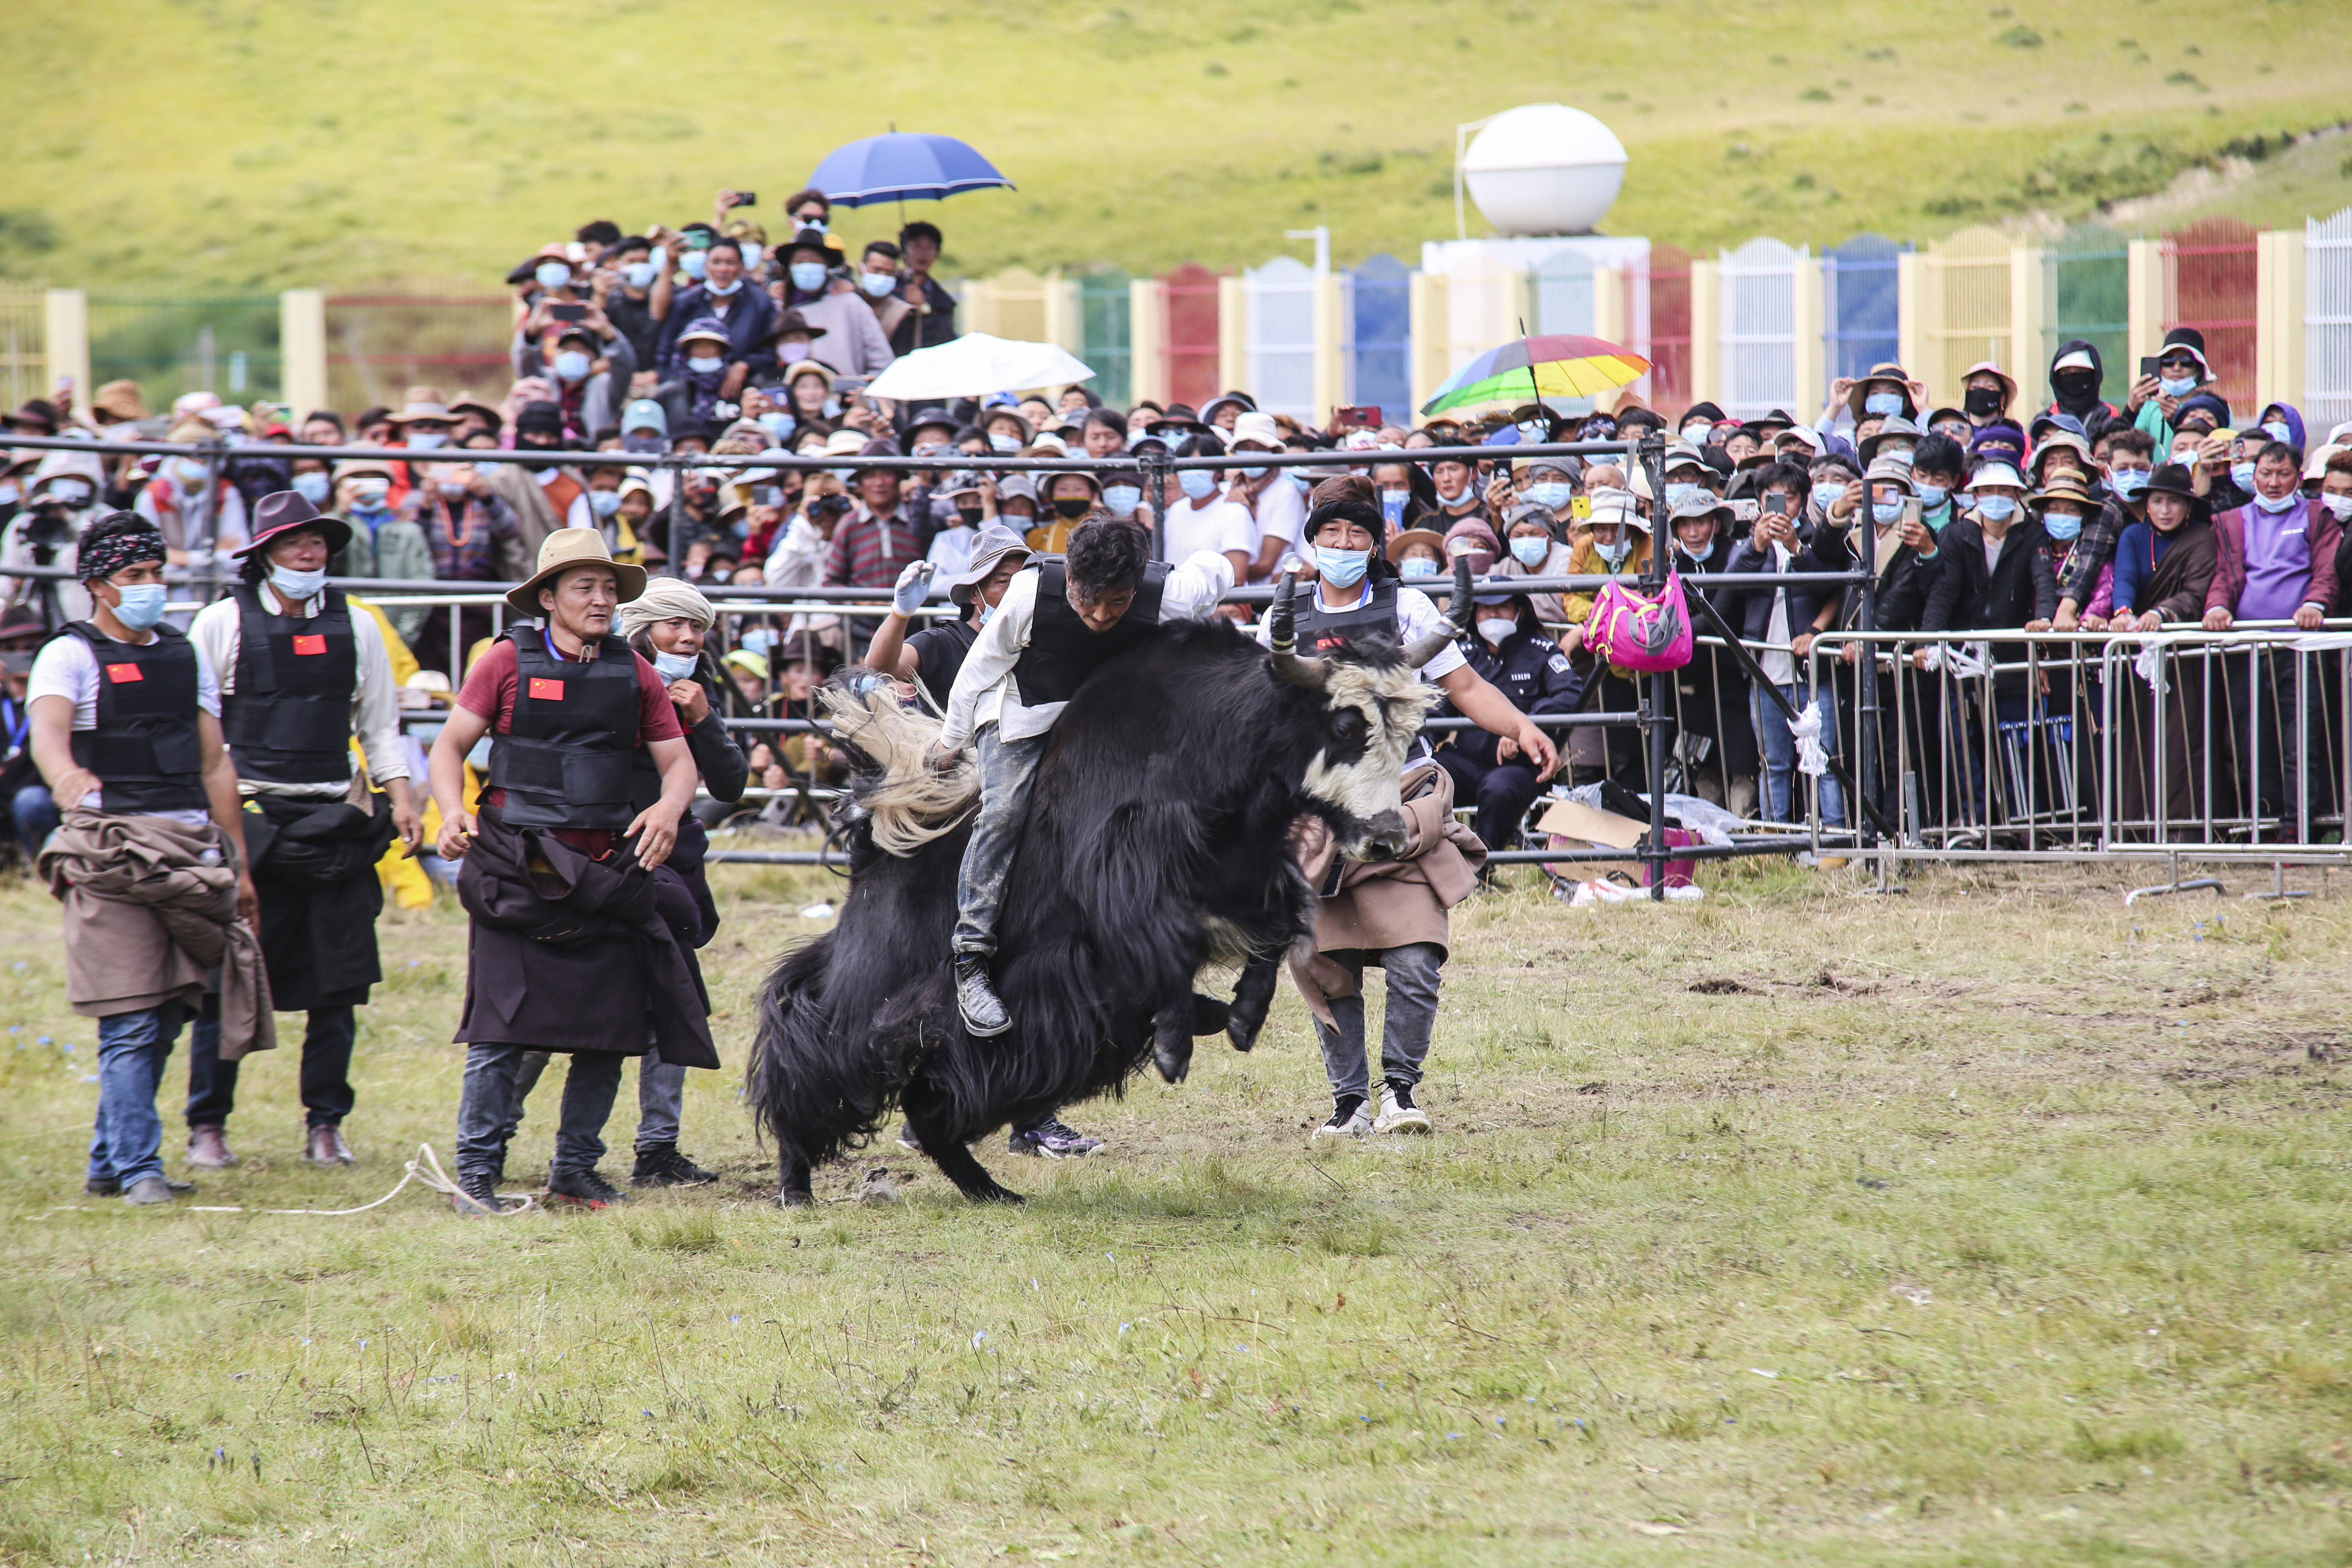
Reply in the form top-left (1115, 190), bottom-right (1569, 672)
top-left (1154, 1034), bottom-right (1194, 1085)
top-left (1227, 1011), bottom-right (1267, 1054)
top-left (776, 1187), bottom-right (814, 1209)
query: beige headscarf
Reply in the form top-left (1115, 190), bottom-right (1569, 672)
top-left (617, 575), bottom-right (716, 640)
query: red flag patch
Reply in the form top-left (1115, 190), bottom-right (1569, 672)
top-left (528, 677), bottom-right (565, 701)
top-left (292, 634), bottom-right (327, 656)
top-left (104, 662), bottom-right (143, 683)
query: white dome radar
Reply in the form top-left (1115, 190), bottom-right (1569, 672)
top-left (1461, 104), bottom-right (1628, 236)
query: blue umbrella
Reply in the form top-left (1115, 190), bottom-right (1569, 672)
top-left (806, 133), bottom-right (1014, 207)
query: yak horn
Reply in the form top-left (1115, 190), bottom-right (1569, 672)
top-left (1400, 553), bottom-right (1477, 669)
top-left (1267, 567), bottom-right (1334, 688)
top-left (1273, 648), bottom-right (1333, 690)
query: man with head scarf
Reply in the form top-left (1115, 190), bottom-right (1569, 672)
top-left (29, 513), bottom-right (270, 1205)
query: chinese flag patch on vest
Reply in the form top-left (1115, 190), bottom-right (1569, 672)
top-left (528, 677), bottom-right (565, 701)
top-left (104, 663), bottom-right (143, 683)
top-left (292, 634), bottom-right (327, 655)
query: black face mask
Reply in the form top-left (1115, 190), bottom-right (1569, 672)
top-left (517, 436), bottom-right (560, 469)
top-left (1963, 387), bottom-right (2005, 419)
top-left (1051, 496), bottom-right (1091, 520)
top-left (956, 506), bottom-right (984, 529)
top-left (2051, 368), bottom-right (2099, 405)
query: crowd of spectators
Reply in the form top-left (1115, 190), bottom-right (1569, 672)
top-left (6, 189), bottom-right (2352, 858)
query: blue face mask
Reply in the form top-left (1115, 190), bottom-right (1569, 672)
top-left (1379, 491), bottom-right (1408, 526)
top-left (553, 350), bottom-right (592, 382)
top-left (2231, 462), bottom-right (2257, 493)
top-left (1285, 472), bottom-right (1310, 494)
top-left (2109, 469), bottom-right (2148, 500)
top-left (860, 272), bottom-right (898, 298)
top-left (110, 583), bottom-right (168, 632)
top-left (740, 244), bottom-right (764, 269)
top-left (1975, 494), bottom-right (2018, 523)
top-left (1509, 536), bottom-right (1548, 567)
top-left (1525, 481), bottom-right (1573, 512)
top-left (1102, 485), bottom-right (1141, 515)
top-left (1915, 483), bottom-right (1949, 510)
top-left (2263, 421), bottom-right (2290, 444)
top-left (2042, 510), bottom-right (2083, 541)
top-left (2253, 488), bottom-right (2301, 515)
top-left (789, 262), bottom-right (827, 293)
top-left (623, 261), bottom-right (660, 290)
top-left (687, 355), bottom-right (726, 376)
top-left (1401, 557), bottom-right (1441, 577)
top-left (291, 471), bottom-right (330, 506)
top-left (535, 262), bottom-right (571, 290)
top-left (704, 277), bottom-right (742, 297)
top-left (1239, 465), bottom-right (1270, 479)
top-left (1864, 391), bottom-right (1904, 417)
top-left (1177, 470), bottom-right (1217, 501)
top-left (2158, 374), bottom-right (2196, 398)
top-left (1810, 481), bottom-right (1845, 515)
top-left (1872, 499), bottom-right (1904, 526)
top-left (1314, 546), bottom-right (1371, 589)
top-left (990, 433), bottom-right (1022, 455)
top-left (589, 489), bottom-right (622, 518)
top-left (653, 650), bottom-right (699, 682)
top-left (759, 410), bottom-right (796, 439)
top-left (270, 564), bottom-right (329, 601)
top-left (1665, 481), bottom-right (1704, 509)
top-left (681, 252), bottom-right (708, 281)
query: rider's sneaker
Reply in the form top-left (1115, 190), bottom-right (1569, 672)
top-left (1007, 1117), bottom-right (1103, 1158)
top-left (1374, 1079), bottom-right (1432, 1135)
top-left (1311, 1095), bottom-right (1372, 1141)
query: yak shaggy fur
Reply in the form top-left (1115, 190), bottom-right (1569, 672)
top-left (748, 620), bottom-right (1436, 1205)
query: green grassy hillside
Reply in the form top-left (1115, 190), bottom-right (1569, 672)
top-left (2, 0), bottom-right (2349, 291)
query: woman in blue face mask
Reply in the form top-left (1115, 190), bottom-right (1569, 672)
top-left (1499, 507), bottom-right (1573, 625)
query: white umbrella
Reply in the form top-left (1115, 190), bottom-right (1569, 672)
top-left (863, 333), bottom-right (1094, 402)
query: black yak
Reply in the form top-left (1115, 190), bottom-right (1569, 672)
top-left (747, 567), bottom-right (1468, 1205)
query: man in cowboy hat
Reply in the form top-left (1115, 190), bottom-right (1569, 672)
top-left (427, 529), bottom-right (714, 1213)
top-left (182, 491), bottom-right (420, 1169)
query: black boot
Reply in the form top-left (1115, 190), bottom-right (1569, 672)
top-left (632, 1143), bottom-right (718, 1187)
top-left (954, 956), bottom-right (1010, 1036)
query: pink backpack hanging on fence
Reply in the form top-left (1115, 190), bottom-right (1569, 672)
top-left (1582, 570), bottom-right (1694, 673)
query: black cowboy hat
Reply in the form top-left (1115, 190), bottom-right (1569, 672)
top-left (235, 490), bottom-right (353, 559)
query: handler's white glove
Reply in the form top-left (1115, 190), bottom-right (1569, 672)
top-left (891, 559), bottom-right (935, 617)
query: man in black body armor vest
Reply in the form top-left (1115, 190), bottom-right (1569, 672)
top-left (28, 513), bottom-right (265, 1205)
top-left (185, 491), bottom-right (421, 1169)
top-left (428, 530), bottom-right (715, 1213)
top-left (935, 516), bottom-right (1236, 1035)
top-left (1260, 482), bottom-right (1562, 1140)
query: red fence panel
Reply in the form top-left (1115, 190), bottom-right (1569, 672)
top-left (2163, 218), bottom-right (2258, 415)
top-left (1631, 243), bottom-right (1692, 414)
top-left (1163, 263), bottom-right (1223, 411)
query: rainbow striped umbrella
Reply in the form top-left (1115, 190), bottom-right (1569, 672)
top-left (1419, 333), bottom-right (1650, 418)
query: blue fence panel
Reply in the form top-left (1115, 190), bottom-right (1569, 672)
top-left (1348, 253), bottom-right (1410, 421)
top-left (1823, 234), bottom-right (1905, 389)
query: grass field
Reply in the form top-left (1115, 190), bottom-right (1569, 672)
top-left (4, 856), bottom-right (2351, 1564)
top-left (2, 0), bottom-right (2351, 293)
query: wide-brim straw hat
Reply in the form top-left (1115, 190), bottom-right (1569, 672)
top-left (506, 527), bottom-right (648, 617)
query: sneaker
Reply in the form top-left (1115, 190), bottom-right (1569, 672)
top-left (631, 1143), bottom-right (718, 1187)
top-left (122, 1174), bottom-right (185, 1205)
top-left (954, 956), bottom-right (1011, 1037)
top-left (545, 1168), bottom-right (631, 1210)
top-left (1312, 1096), bottom-right (1372, 1141)
top-left (304, 1125), bottom-right (355, 1167)
top-left (1374, 1080), bottom-right (1432, 1135)
top-left (895, 1123), bottom-right (923, 1153)
top-left (1007, 1117), bottom-right (1104, 1158)
top-left (186, 1125), bottom-right (236, 1169)
top-left (449, 1171), bottom-right (506, 1216)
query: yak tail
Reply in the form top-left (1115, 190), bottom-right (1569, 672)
top-left (747, 933), bottom-right (900, 1167)
top-left (821, 682), bottom-right (980, 858)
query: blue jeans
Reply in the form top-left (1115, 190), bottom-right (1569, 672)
top-left (952, 725), bottom-right (1048, 958)
top-left (12, 784), bottom-right (57, 855)
top-left (502, 1046), bottom-right (685, 1151)
top-left (454, 1043), bottom-right (625, 1186)
top-left (1753, 679), bottom-right (1846, 828)
top-left (87, 1002), bottom-right (195, 1189)
top-left (1310, 944), bottom-right (1444, 1103)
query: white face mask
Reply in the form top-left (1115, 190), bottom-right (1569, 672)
top-left (270, 564), bottom-right (329, 601)
top-left (1476, 616), bottom-right (1518, 646)
top-left (653, 649), bottom-right (700, 682)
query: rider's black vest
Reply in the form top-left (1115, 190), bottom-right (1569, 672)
top-left (1011, 558), bottom-right (1169, 707)
top-left (61, 622), bottom-right (208, 815)
top-left (486, 628), bottom-right (641, 831)
top-left (218, 585), bottom-right (358, 785)
top-left (1287, 578), bottom-right (1399, 653)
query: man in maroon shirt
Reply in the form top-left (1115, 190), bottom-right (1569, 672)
top-left (824, 439), bottom-right (926, 648)
top-left (428, 530), bottom-right (703, 1212)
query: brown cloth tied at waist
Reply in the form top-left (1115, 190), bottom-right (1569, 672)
top-left (38, 807), bottom-right (278, 1058)
top-left (1287, 760), bottom-right (1488, 1026)
top-left (453, 805), bottom-right (719, 1068)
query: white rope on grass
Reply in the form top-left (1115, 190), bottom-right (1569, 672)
top-left (184, 1143), bottom-right (536, 1217)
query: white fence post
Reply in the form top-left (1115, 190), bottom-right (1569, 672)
top-left (1241, 255), bottom-right (1318, 422)
top-left (1719, 238), bottom-right (1802, 420)
top-left (280, 289), bottom-right (327, 418)
top-left (2307, 208), bottom-right (2352, 428)
top-left (43, 288), bottom-right (87, 407)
